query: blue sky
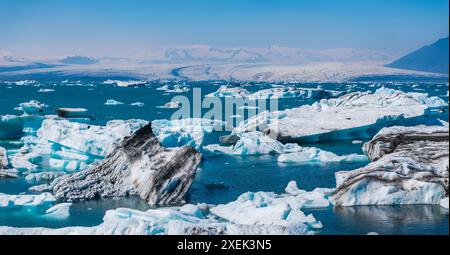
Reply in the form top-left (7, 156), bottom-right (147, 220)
top-left (0, 0), bottom-right (448, 57)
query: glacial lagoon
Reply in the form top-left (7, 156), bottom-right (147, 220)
top-left (0, 80), bottom-right (448, 234)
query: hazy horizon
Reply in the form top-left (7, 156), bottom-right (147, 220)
top-left (1, 0), bottom-right (449, 59)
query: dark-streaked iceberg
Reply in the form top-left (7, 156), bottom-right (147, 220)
top-left (331, 125), bottom-right (449, 206)
top-left (51, 123), bottom-right (202, 206)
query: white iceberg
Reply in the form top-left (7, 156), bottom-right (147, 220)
top-left (231, 88), bottom-right (448, 143)
top-left (156, 84), bottom-right (190, 93)
top-left (15, 100), bottom-right (47, 115)
top-left (440, 197), bottom-right (449, 210)
top-left (37, 88), bottom-right (55, 93)
top-left (11, 118), bottom-right (148, 173)
top-left (102, 80), bottom-right (146, 87)
top-left (43, 203), bottom-right (72, 219)
top-left (157, 101), bottom-right (181, 109)
top-left (130, 102), bottom-right (144, 107)
top-left (0, 193), bottom-right (56, 208)
top-left (0, 181), bottom-right (326, 235)
top-left (0, 146), bottom-right (8, 168)
top-left (152, 118), bottom-right (226, 149)
top-left (105, 99), bottom-right (124, 105)
top-left (210, 182), bottom-right (330, 229)
top-left (206, 85), bottom-right (338, 100)
top-left (204, 131), bottom-right (368, 163)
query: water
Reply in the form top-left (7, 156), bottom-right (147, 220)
top-left (0, 79), bottom-right (448, 234)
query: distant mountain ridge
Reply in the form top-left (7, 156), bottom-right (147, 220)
top-left (386, 37), bottom-right (449, 74)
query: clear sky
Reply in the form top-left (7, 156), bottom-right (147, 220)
top-left (0, 0), bottom-right (448, 57)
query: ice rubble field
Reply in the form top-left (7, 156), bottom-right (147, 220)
top-left (0, 80), bottom-right (449, 235)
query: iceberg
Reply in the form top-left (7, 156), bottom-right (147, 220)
top-left (130, 102), bottom-right (144, 107)
top-left (206, 85), bottom-right (339, 100)
top-left (37, 88), bottom-right (55, 93)
top-left (43, 203), bottom-right (72, 219)
top-left (331, 125), bottom-right (449, 206)
top-left (209, 181), bottom-right (330, 229)
top-left (204, 131), bottom-right (368, 163)
top-left (56, 108), bottom-right (92, 119)
top-left (156, 84), bottom-right (190, 93)
top-left (440, 197), bottom-right (449, 210)
top-left (0, 192), bottom-right (56, 208)
top-left (51, 123), bottom-right (202, 205)
top-left (0, 146), bottom-right (8, 169)
top-left (105, 99), bottom-right (124, 105)
top-left (152, 118), bottom-right (226, 149)
top-left (11, 118), bottom-right (148, 173)
top-left (157, 101), bottom-right (181, 109)
top-left (0, 181), bottom-right (326, 235)
top-left (229, 88), bottom-right (448, 143)
top-left (15, 100), bottom-right (47, 115)
top-left (102, 80), bottom-right (146, 87)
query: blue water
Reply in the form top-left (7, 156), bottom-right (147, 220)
top-left (0, 80), bottom-right (448, 234)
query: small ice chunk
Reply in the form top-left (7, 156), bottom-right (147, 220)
top-left (130, 102), bottom-right (144, 107)
top-left (44, 203), bottom-right (72, 219)
top-left (105, 99), bottom-right (124, 105)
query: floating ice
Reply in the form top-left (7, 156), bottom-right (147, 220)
top-left (231, 88), bottom-right (448, 143)
top-left (204, 131), bottom-right (368, 164)
top-left (331, 125), bottom-right (449, 206)
top-left (105, 99), bottom-right (124, 105)
top-left (130, 102), bottom-right (144, 107)
top-left (152, 118), bottom-right (226, 149)
top-left (11, 118), bottom-right (148, 173)
top-left (440, 197), bottom-right (449, 210)
top-left (56, 108), bottom-right (92, 119)
top-left (15, 100), bottom-right (47, 115)
top-left (277, 148), bottom-right (368, 164)
top-left (210, 185), bottom-right (327, 229)
top-left (156, 84), bottom-right (190, 93)
top-left (43, 203), bottom-right (72, 219)
top-left (37, 88), bottom-right (55, 93)
top-left (206, 85), bottom-right (338, 100)
top-left (0, 193), bottom-right (56, 208)
top-left (0, 181), bottom-right (326, 235)
top-left (158, 101), bottom-right (181, 109)
top-left (0, 146), bottom-right (8, 168)
top-left (103, 80), bottom-right (146, 87)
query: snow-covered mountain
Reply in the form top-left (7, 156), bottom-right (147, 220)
top-left (142, 45), bottom-right (395, 64)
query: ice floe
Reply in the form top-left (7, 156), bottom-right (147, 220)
top-left (105, 99), bottom-right (124, 105)
top-left (0, 146), bottom-right (8, 168)
top-left (11, 118), bottom-right (148, 173)
top-left (51, 123), bottom-right (202, 205)
top-left (229, 87), bottom-right (448, 143)
top-left (205, 131), bottom-right (368, 163)
top-left (0, 193), bottom-right (55, 208)
top-left (43, 203), bottom-right (72, 219)
top-left (56, 108), bottom-right (92, 119)
top-left (130, 102), bottom-right (144, 107)
top-left (152, 118), bottom-right (226, 149)
top-left (440, 197), bottom-right (449, 210)
top-left (37, 88), bottom-right (55, 93)
top-left (331, 125), bottom-right (449, 206)
top-left (206, 85), bottom-right (339, 100)
top-left (0, 181), bottom-right (328, 235)
top-left (15, 100), bottom-right (47, 115)
top-left (102, 80), bottom-right (146, 87)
